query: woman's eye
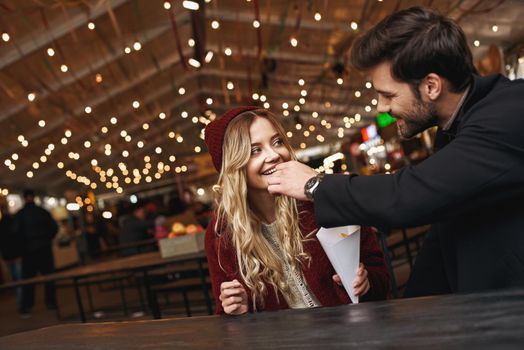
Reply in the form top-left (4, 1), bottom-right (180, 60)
top-left (273, 138), bottom-right (284, 146)
top-left (250, 147), bottom-right (260, 155)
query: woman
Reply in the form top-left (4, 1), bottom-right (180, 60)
top-left (204, 106), bottom-right (390, 315)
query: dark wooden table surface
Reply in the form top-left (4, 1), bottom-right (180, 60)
top-left (1, 288), bottom-right (523, 349)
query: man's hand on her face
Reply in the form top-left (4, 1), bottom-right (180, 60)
top-left (267, 160), bottom-right (318, 201)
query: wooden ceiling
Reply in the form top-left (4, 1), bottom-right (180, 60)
top-left (0, 0), bottom-right (523, 197)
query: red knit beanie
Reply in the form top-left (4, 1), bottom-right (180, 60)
top-left (204, 106), bottom-right (260, 172)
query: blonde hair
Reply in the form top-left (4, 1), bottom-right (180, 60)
top-left (213, 109), bottom-right (310, 310)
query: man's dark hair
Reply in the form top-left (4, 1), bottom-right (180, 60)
top-left (23, 189), bottom-right (35, 200)
top-left (350, 6), bottom-right (475, 95)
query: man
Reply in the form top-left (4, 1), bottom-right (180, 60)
top-left (268, 6), bottom-right (524, 297)
top-left (14, 189), bottom-right (59, 316)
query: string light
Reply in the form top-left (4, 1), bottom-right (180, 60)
top-left (85, 106), bottom-right (92, 114)
top-left (492, 25), bottom-right (498, 32)
top-left (142, 123), bottom-right (149, 130)
top-left (60, 64), bottom-right (68, 72)
top-left (178, 87), bottom-right (186, 95)
top-left (188, 58), bottom-right (201, 68)
top-left (12, 153), bottom-right (19, 160)
top-left (38, 120), bottom-right (46, 127)
top-left (204, 51), bottom-right (214, 63)
top-left (206, 98), bottom-right (213, 105)
top-left (188, 38), bottom-right (195, 47)
top-left (314, 13), bottom-right (321, 21)
top-left (298, 79), bottom-right (305, 86)
top-left (182, 1), bottom-right (200, 10)
top-left (253, 20), bottom-right (260, 28)
top-left (163, 2), bottom-right (171, 10)
top-left (101, 126), bottom-right (108, 133)
top-left (473, 40), bottom-right (480, 47)
top-left (133, 41), bottom-right (142, 51)
top-left (159, 112), bottom-right (166, 119)
top-left (84, 141), bottom-right (91, 148)
top-left (211, 20), bottom-right (220, 29)
top-left (181, 111), bottom-right (188, 118)
top-left (350, 21), bottom-right (358, 30)
top-left (27, 93), bottom-right (36, 101)
top-left (88, 22), bottom-right (95, 30)
top-left (365, 81), bottom-right (372, 89)
top-left (2, 33), bottom-right (10, 42)
top-left (95, 73), bottom-right (103, 83)
top-left (227, 81), bottom-right (234, 90)
top-left (337, 78), bottom-right (344, 85)
top-left (224, 47), bottom-right (232, 56)
top-left (132, 100), bottom-right (140, 109)
top-left (195, 146), bottom-right (201, 153)
top-left (355, 91), bottom-right (361, 98)
top-left (110, 117), bottom-right (118, 124)
top-left (47, 48), bottom-right (55, 56)
top-left (290, 37), bottom-right (298, 47)
top-left (124, 47), bottom-right (131, 54)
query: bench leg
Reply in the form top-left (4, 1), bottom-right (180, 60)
top-left (118, 279), bottom-right (129, 316)
top-left (182, 289), bottom-right (191, 317)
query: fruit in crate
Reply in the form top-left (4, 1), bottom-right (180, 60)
top-left (185, 224), bottom-right (201, 234)
top-left (171, 222), bottom-right (186, 236)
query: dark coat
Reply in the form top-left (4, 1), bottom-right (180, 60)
top-left (0, 214), bottom-right (24, 260)
top-left (13, 203), bottom-right (58, 254)
top-left (205, 202), bottom-right (390, 314)
top-left (313, 74), bottom-right (524, 297)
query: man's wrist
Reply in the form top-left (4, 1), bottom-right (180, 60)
top-left (304, 173), bottom-right (324, 201)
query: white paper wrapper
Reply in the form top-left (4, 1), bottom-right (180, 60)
top-left (316, 225), bottom-right (361, 304)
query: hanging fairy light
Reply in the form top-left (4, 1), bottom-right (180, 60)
top-left (95, 73), bottom-right (103, 83)
top-left (211, 20), bottom-right (220, 29)
top-left (2, 33), bottom-right (10, 42)
top-left (38, 120), bottom-right (46, 127)
top-left (253, 20), bottom-right (260, 28)
top-left (132, 100), bottom-right (140, 109)
top-left (27, 93), bottom-right (36, 101)
top-left (47, 48), bottom-right (55, 56)
top-left (350, 21), bottom-right (358, 30)
top-left (178, 87), bottom-right (186, 95)
top-left (314, 13), bottom-right (321, 21)
top-left (60, 64), bottom-right (68, 72)
top-left (224, 47), bottom-right (232, 56)
top-left (163, 2), bottom-right (171, 10)
top-left (133, 41), bottom-right (142, 51)
top-left (290, 37), bottom-right (298, 47)
top-left (88, 22), bottom-right (95, 30)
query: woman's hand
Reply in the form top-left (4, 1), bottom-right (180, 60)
top-left (332, 263), bottom-right (370, 297)
top-left (219, 279), bottom-right (248, 315)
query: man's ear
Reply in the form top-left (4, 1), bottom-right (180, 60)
top-left (420, 73), bottom-right (442, 101)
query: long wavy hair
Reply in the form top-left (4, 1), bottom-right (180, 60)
top-left (213, 109), bottom-right (311, 310)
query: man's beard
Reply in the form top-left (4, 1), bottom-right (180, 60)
top-left (395, 99), bottom-right (437, 140)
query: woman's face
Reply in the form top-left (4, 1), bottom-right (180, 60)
top-left (246, 116), bottom-right (291, 193)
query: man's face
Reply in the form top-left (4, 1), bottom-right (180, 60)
top-left (370, 61), bottom-right (437, 139)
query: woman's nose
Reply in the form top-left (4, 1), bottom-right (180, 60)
top-left (264, 149), bottom-right (280, 163)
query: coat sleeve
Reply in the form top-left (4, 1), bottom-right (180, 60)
top-left (204, 220), bottom-right (226, 314)
top-left (314, 90), bottom-right (524, 229)
top-left (359, 227), bottom-right (391, 301)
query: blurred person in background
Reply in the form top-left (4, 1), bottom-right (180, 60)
top-left (120, 201), bottom-right (155, 256)
top-left (13, 189), bottom-right (59, 317)
top-left (0, 195), bottom-right (24, 315)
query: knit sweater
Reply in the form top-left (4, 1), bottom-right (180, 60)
top-left (205, 201), bottom-right (390, 314)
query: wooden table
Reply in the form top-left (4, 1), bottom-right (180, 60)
top-left (0, 251), bottom-right (209, 322)
top-left (1, 288), bottom-right (523, 349)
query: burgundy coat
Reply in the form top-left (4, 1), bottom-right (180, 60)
top-left (205, 202), bottom-right (390, 314)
